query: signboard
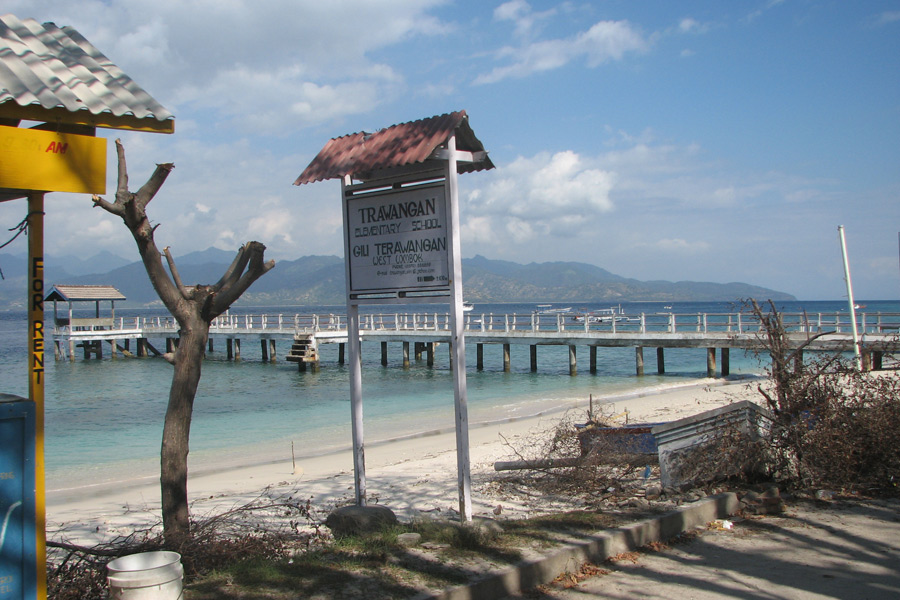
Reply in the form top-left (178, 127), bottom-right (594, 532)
top-left (0, 398), bottom-right (37, 600)
top-left (0, 126), bottom-right (106, 194)
top-left (345, 183), bottom-right (450, 295)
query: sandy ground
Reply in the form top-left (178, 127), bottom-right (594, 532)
top-left (47, 376), bottom-right (766, 545)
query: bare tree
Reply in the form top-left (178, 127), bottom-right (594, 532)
top-left (92, 140), bottom-right (275, 546)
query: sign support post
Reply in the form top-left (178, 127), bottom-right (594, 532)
top-left (444, 135), bottom-right (472, 521)
top-left (342, 175), bottom-right (368, 506)
top-left (27, 191), bottom-right (46, 599)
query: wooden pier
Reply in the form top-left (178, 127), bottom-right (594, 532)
top-left (50, 310), bottom-right (899, 376)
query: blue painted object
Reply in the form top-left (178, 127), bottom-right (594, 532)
top-left (1, 395), bottom-right (37, 600)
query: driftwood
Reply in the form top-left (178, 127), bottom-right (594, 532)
top-left (493, 457), bottom-right (583, 471)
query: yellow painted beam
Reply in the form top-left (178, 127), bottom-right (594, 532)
top-left (0, 126), bottom-right (106, 194)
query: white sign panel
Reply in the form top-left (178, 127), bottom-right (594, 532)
top-left (346, 183), bottom-right (450, 294)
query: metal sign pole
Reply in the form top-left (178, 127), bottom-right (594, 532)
top-left (838, 226), bottom-right (862, 370)
top-left (342, 176), bottom-right (367, 505)
top-left (444, 135), bottom-right (473, 522)
top-left (27, 191), bottom-right (47, 599)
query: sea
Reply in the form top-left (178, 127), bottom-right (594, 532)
top-left (1, 299), bottom-right (896, 498)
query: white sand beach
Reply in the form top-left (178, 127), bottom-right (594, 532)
top-left (47, 376), bottom-right (765, 545)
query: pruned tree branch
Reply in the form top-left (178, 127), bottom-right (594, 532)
top-left (163, 247), bottom-right (188, 299)
top-left (93, 142), bottom-right (182, 318)
top-left (208, 241), bottom-right (275, 318)
top-left (213, 244), bottom-right (253, 290)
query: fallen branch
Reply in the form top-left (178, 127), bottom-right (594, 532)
top-left (494, 457), bottom-right (583, 471)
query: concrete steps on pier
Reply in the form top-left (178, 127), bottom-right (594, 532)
top-left (285, 334), bottom-right (319, 370)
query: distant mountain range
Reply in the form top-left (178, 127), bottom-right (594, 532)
top-left (0, 248), bottom-right (795, 308)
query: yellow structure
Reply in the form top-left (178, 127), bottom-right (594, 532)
top-left (0, 126), bottom-right (107, 194)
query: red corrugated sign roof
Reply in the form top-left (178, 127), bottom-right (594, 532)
top-left (294, 110), bottom-right (494, 185)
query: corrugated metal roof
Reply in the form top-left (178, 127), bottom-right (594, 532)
top-left (45, 284), bottom-right (126, 302)
top-left (294, 110), bottom-right (494, 185)
top-left (0, 13), bottom-right (174, 133)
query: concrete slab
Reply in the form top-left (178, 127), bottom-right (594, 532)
top-left (500, 497), bottom-right (900, 599)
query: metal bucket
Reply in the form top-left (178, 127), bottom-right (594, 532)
top-left (107, 551), bottom-right (183, 600)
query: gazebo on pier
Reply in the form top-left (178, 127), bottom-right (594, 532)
top-left (45, 284), bottom-right (126, 358)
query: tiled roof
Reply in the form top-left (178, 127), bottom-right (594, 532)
top-left (295, 110), bottom-right (494, 185)
top-left (45, 285), bottom-right (126, 302)
top-left (0, 13), bottom-right (174, 133)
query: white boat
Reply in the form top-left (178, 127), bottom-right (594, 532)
top-left (572, 306), bottom-right (628, 324)
top-left (534, 305), bottom-right (572, 315)
top-left (463, 302), bottom-right (474, 312)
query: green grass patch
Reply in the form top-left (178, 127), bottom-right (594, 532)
top-left (184, 509), bottom-right (617, 599)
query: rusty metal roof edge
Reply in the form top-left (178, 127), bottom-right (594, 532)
top-left (294, 110), bottom-right (494, 186)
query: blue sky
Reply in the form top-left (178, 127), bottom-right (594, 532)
top-left (3, 0), bottom-right (898, 300)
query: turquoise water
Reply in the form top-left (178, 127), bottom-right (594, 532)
top-left (1, 299), bottom-right (895, 493)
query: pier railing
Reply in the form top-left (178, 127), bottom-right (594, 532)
top-left (52, 311), bottom-right (900, 337)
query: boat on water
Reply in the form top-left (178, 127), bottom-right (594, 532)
top-left (463, 302), bottom-right (474, 312)
top-left (534, 304), bottom-right (573, 315)
top-left (572, 306), bottom-right (628, 324)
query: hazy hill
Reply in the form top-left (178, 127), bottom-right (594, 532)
top-left (0, 249), bottom-right (795, 308)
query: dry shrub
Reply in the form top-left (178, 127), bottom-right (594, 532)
top-left (496, 409), bottom-right (655, 503)
top-left (775, 368), bottom-right (900, 492)
top-left (47, 491), bottom-right (320, 600)
top-left (747, 299), bottom-right (900, 495)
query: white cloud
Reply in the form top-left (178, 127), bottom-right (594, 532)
top-left (577, 21), bottom-right (648, 67)
top-left (494, 0), bottom-right (557, 39)
top-left (457, 135), bottom-right (843, 270)
top-left (14, 0), bottom-right (448, 133)
top-left (461, 151), bottom-right (615, 250)
top-left (746, 0), bottom-right (786, 22)
top-left (475, 19), bottom-right (648, 84)
top-left (248, 209), bottom-right (295, 246)
top-left (876, 11), bottom-right (900, 25)
top-left (654, 238), bottom-right (710, 253)
top-left (677, 17), bottom-right (712, 35)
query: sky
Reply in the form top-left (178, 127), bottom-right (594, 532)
top-left (2, 0), bottom-right (898, 300)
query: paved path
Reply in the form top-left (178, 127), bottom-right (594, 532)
top-left (506, 498), bottom-right (900, 599)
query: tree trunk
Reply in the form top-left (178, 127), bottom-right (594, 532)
top-left (93, 141), bottom-right (274, 545)
top-left (160, 315), bottom-right (209, 546)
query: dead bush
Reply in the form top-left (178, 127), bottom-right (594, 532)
top-left (746, 299), bottom-right (900, 495)
top-left (495, 407), bottom-right (656, 505)
top-left (47, 490), bottom-right (321, 600)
